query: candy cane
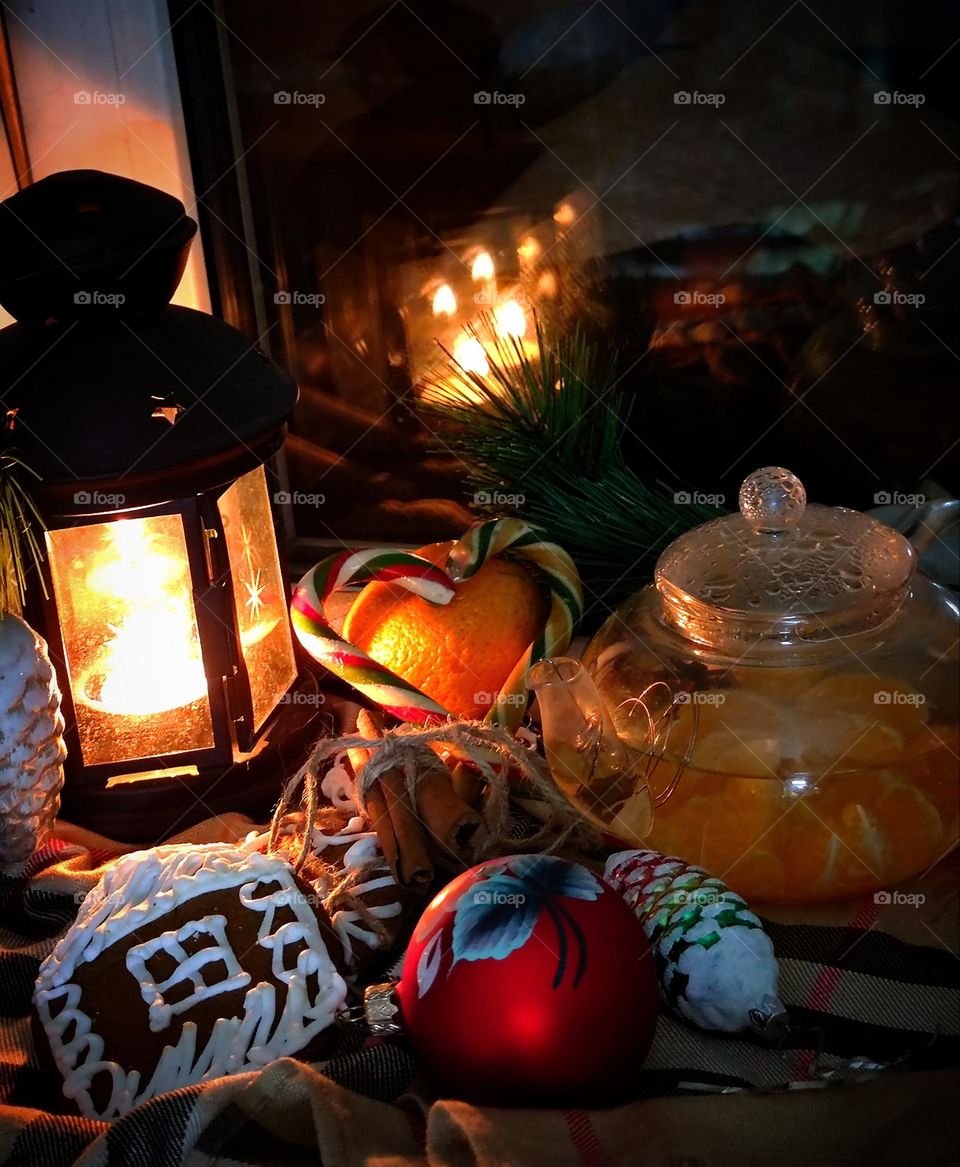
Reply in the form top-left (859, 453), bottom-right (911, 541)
top-left (291, 522), bottom-right (583, 731)
top-left (447, 519), bottom-right (584, 729)
top-left (291, 549), bottom-right (455, 724)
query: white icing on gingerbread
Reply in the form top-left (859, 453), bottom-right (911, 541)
top-left (33, 842), bottom-right (347, 1121)
top-left (306, 816), bottom-right (404, 964)
top-left (126, 915), bottom-right (250, 1034)
top-left (320, 752), bottom-right (358, 812)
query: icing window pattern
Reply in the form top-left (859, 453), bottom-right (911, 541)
top-left (126, 915), bottom-right (250, 1033)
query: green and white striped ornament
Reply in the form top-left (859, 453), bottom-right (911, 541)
top-left (604, 849), bottom-right (786, 1036)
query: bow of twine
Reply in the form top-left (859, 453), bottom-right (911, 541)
top-left (267, 720), bottom-right (600, 878)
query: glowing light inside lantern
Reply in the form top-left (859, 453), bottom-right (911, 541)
top-left (453, 335), bottom-right (490, 375)
top-left (78, 520), bottom-right (208, 716)
top-left (471, 251), bottom-right (495, 281)
top-left (494, 299), bottom-right (527, 338)
top-left (432, 284), bottom-right (457, 316)
top-left (554, 202), bottom-right (576, 228)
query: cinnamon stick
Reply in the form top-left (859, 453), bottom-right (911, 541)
top-left (378, 770), bottom-right (433, 891)
top-left (417, 760), bottom-right (486, 866)
top-left (447, 757), bottom-right (483, 807)
top-left (354, 709), bottom-right (433, 893)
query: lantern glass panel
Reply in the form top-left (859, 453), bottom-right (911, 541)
top-left (45, 514), bottom-right (215, 766)
top-left (217, 465), bottom-right (297, 731)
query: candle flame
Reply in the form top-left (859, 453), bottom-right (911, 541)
top-left (554, 202), bottom-right (577, 228)
top-left (494, 299), bottom-right (526, 338)
top-left (537, 271), bottom-right (558, 298)
top-left (518, 236), bottom-right (541, 266)
top-left (453, 335), bottom-right (490, 375)
top-left (432, 283), bottom-right (457, 316)
top-left (77, 519), bottom-right (208, 716)
top-left (471, 251), bottom-right (495, 281)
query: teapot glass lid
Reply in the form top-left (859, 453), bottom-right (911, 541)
top-left (655, 468), bottom-right (916, 643)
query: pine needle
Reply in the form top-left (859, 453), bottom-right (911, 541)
top-left (420, 314), bottom-right (722, 618)
top-left (1, 451), bottom-right (48, 616)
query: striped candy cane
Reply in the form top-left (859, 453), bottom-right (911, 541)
top-left (291, 549), bottom-right (455, 724)
top-left (291, 522), bottom-right (583, 730)
top-left (447, 519), bottom-right (583, 729)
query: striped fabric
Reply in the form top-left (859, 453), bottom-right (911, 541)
top-left (0, 825), bottom-right (956, 1166)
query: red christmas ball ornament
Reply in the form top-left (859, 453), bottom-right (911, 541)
top-left (396, 854), bottom-right (658, 1106)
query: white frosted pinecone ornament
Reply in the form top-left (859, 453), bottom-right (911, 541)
top-left (0, 613), bottom-right (67, 864)
top-left (605, 849), bottom-right (787, 1036)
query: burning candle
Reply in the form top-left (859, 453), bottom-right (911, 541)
top-left (79, 519), bottom-right (208, 716)
top-left (518, 235), bottom-right (541, 269)
top-left (452, 335), bottom-right (490, 376)
top-left (554, 202), bottom-right (577, 230)
top-left (432, 284), bottom-right (457, 317)
top-left (471, 251), bottom-right (495, 282)
top-left (470, 250), bottom-right (496, 309)
top-left (537, 271), bottom-right (558, 298)
top-left (494, 299), bottom-right (527, 339)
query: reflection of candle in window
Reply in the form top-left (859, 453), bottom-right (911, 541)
top-left (471, 251), bottom-right (495, 281)
top-left (432, 284), bottom-right (457, 316)
top-left (537, 271), bottom-right (558, 298)
top-left (453, 335), bottom-right (490, 375)
top-left (554, 202), bottom-right (577, 230)
top-left (518, 236), bottom-right (540, 269)
top-left (470, 251), bottom-right (496, 307)
top-left (494, 299), bottom-right (526, 338)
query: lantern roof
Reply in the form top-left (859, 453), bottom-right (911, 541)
top-left (0, 171), bottom-right (297, 515)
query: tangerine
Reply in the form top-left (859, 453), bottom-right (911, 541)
top-left (343, 541), bottom-right (547, 719)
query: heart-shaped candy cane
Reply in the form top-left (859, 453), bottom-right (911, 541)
top-left (291, 519), bottom-right (583, 729)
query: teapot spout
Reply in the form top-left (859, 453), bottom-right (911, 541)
top-left (527, 657), bottom-right (629, 793)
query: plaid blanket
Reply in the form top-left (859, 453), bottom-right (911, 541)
top-left (1, 818), bottom-right (958, 1166)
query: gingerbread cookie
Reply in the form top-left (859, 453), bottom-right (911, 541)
top-left (270, 770), bottom-right (416, 978)
top-left (34, 842), bottom-right (347, 1120)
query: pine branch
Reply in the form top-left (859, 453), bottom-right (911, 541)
top-left (1, 450), bottom-right (48, 616)
top-left (420, 315), bottom-right (723, 616)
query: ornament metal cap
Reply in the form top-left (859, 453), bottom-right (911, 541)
top-left (748, 993), bottom-right (790, 1040)
top-left (364, 982), bottom-right (404, 1036)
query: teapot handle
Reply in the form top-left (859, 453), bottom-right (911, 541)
top-left (871, 497), bottom-right (959, 587)
top-left (903, 498), bottom-right (959, 557)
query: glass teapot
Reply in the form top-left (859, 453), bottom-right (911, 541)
top-left (530, 468), bottom-right (959, 904)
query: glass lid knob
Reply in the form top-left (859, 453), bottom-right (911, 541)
top-left (738, 466), bottom-right (807, 534)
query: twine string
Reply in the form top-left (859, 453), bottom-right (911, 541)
top-left (268, 719), bottom-right (596, 876)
